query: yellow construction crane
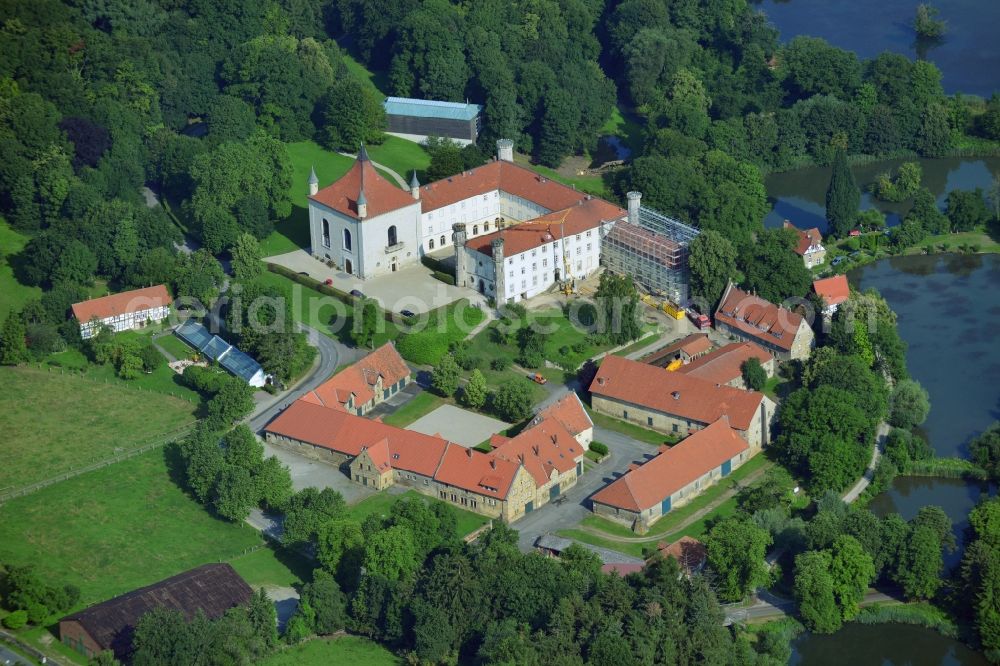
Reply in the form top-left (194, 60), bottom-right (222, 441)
top-left (560, 215), bottom-right (573, 296)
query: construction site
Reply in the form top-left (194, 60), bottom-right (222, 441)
top-left (602, 198), bottom-right (701, 307)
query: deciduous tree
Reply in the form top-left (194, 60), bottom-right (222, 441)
top-left (705, 517), bottom-right (773, 601)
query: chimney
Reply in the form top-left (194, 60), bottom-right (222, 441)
top-left (490, 459), bottom-right (496, 469)
top-left (626, 191), bottom-right (641, 224)
top-left (466, 448), bottom-right (473, 458)
top-left (496, 138), bottom-right (514, 162)
top-left (671, 391), bottom-right (680, 400)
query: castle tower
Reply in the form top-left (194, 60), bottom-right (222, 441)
top-left (308, 166), bottom-right (318, 196)
top-left (491, 237), bottom-right (505, 301)
top-left (496, 138), bottom-right (514, 162)
top-left (410, 170), bottom-right (420, 200)
top-left (357, 189), bottom-right (368, 219)
top-left (626, 191), bottom-right (642, 225)
top-left (452, 223), bottom-right (469, 287)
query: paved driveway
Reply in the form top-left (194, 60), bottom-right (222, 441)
top-left (406, 404), bottom-right (510, 447)
top-left (265, 249), bottom-right (487, 314)
top-left (513, 424), bottom-right (658, 552)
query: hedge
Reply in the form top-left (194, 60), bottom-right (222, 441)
top-left (266, 263), bottom-right (355, 305)
top-left (433, 271), bottom-right (456, 285)
top-left (421, 254), bottom-right (448, 273)
top-left (589, 441), bottom-right (609, 456)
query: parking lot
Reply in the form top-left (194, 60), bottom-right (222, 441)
top-left (405, 404), bottom-right (510, 447)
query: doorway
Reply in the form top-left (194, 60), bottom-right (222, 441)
top-left (345, 259), bottom-right (353, 275)
top-left (391, 257), bottom-right (398, 272)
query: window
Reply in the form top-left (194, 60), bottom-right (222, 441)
top-left (586, 230), bottom-right (592, 237)
top-left (427, 227), bottom-right (432, 235)
top-left (672, 424), bottom-right (678, 433)
top-left (473, 225), bottom-right (479, 235)
top-left (521, 266), bottom-right (525, 275)
top-left (647, 416), bottom-right (653, 426)
top-left (343, 228), bottom-right (352, 251)
top-left (576, 247), bottom-right (581, 255)
top-left (521, 280), bottom-right (526, 289)
top-left (484, 221), bottom-right (490, 231)
top-left (322, 219), bottom-right (331, 248)
top-left (532, 250), bottom-right (537, 257)
top-left (387, 225), bottom-right (397, 246)
top-left (440, 235), bottom-right (446, 246)
top-left (532, 275), bottom-right (538, 285)
top-left (623, 409), bottom-right (629, 420)
top-left (586, 243), bottom-right (592, 252)
top-left (509, 270), bottom-right (514, 278)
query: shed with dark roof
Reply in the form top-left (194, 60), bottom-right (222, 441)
top-left (59, 564), bottom-right (252, 661)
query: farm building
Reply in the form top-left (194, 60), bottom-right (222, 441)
top-left (72, 285), bottom-right (172, 340)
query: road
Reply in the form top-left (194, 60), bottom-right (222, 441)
top-left (842, 422), bottom-right (890, 503)
top-left (723, 588), bottom-right (901, 625)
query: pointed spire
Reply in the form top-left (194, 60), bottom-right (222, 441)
top-left (357, 189), bottom-right (367, 206)
top-left (358, 143), bottom-right (370, 162)
top-left (308, 165), bottom-right (318, 185)
top-left (409, 170), bottom-right (419, 189)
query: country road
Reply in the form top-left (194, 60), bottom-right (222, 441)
top-left (724, 589), bottom-right (901, 625)
top-left (842, 422), bottom-right (890, 503)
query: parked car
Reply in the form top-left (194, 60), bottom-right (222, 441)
top-left (831, 256), bottom-right (846, 266)
top-left (350, 289), bottom-right (364, 298)
top-left (324, 278), bottom-right (333, 286)
top-left (400, 309), bottom-right (416, 318)
top-left (531, 373), bottom-right (548, 385)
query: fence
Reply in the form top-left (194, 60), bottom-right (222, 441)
top-left (0, 422), bottom-right (197, 504)
top-left (32, 362), bottom-right (202, 406)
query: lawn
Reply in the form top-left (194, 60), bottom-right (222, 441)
top-left (155, 332), bottom-right (196, 360)
top-left (0, 217), bottom-right (42, 320)
top-left (0, 366), bottom-right (197, 489)
top-left (381, 391), bottom-right (445, 427)
top-left (342, 52), bottom-right (390, 99)
top-left (262, 636), bottom-right (400, 666)
top-left (395, 302), bottom-right (486, 366)
top-left (227, 544), bottom-right (313, 588)
top-left (903, 229), bottom-right (1000, 254)
top-left (367, 136), bottom-right (432, 182)
top-left (0, 447), bottom-right (264, 607)
top-left (612, 332), bottom-right (661, 357)
top-left (346, 490), bottom-right (490, 537)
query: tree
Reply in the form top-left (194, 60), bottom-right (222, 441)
top-left (139, 345), bottom-right (164, 373)
top-left (741, 357), bottom-right (767, 391)
top-left (225, 425), bottom-right (266, 474)
top-left (888, 379), bottom-right (931, 429)
top-left (318, 77), bottom-right (386, 151)
top-left (207, 379), bottom-right (255, 428)
top-left (431, 354), bottom-right (461, 397)
top-left (180, 428), bottom-right (225, 503)
top-left (913, 3), bottom-right (947, 38)
top-left (894, 524), bottom-right (944, 600)
top-left (174, 249), bottom-right (225, 307)
top-left (462, 368), bottom-right (487, 409)
top-left (794, 550), bottom-right (841, 633)
top-left (491, 381), bottom-right (534, 423)
top-left (917, 103), bottom-right (953, 157)
top-left (282, 487), bottom-right (347, 546)
top-left (740, 227), bottom-right (813, 304)
top-left (0, 313), bottom-right (29, 365)
top-left (704, 517), bottom-right (773, 602)
top-left (352, 298), bottom-right (380, 349)
top-left (537, 88), bottom-right (581, 167)
top-left (946, 189), bottom-right (990, 232)
top-left (828, 535), bottom-right (876, 619)
top-left (971, 423), bottom-right (1000, 480)
top-left (884, 427), bottom-right (933, 469)
top-left (299, 570), bottom-right (347, 635)
top-left (825, 148), bottom-right (860, 237)
top-left (425, 137), bottom-right (467, 181)
top-left (53, 240), bottom-right (98, 286)
top-left (131, 607), bottom-right (192, 666)
top-left (230, 233), bottom-right (262, 283)
top-left (317, 519), bottom-right (365, 585)
top-left (364, 525), bottom-right (418, 581)
top-left (213, 464), bottom-right (258, 521)
top-left (594, 272), bottom-right (642, 345)
top-left (688, 230), bottom-right (738, 310)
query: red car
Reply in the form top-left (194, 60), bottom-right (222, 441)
top-left (849, 229), bottom-right (861, 237)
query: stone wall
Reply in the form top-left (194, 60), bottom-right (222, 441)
top-left (265, 433), bottom-right (351, 468)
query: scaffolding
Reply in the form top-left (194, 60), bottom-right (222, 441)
top-left (602, 207), bottom-right (700, 305)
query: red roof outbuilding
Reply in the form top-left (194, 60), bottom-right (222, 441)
top-left (71, 285), bottom-right (171, 323)
top-left (812, 275), bottom-right (850, 308)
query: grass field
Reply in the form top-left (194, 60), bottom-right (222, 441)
top-left (381, 391), bottom-right (446, 427)
top-left (227, 545), bottom-right (313, 588)
top-left (904, 230), bottom-right (1000, 254)
top-left (263, 636), bottom-right (400, 666)
top-left (0, 218), bottom-right (42, 320)
top-left (0, 366), bottom-right (197, 489)
top-left (346, 490), bottom-right (490, 537)
top-left (342, 53), bottom-right (390, 99)
top-left (367, 136), bottom-right (432, 182)
top-left (0, 447), bottom-right (264, 606)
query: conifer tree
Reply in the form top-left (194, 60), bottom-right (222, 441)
top-left (825, 149), bottom-right (860, 237)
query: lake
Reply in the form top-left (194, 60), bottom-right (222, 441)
top-left (757, 0), bottom-right (1000, 97)
top-left (765, 157), bottom-right (1000, 234)
top-left (790, 622), bottom-right (989, 666)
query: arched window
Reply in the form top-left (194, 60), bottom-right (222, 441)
top-left (387, 225), bottom-right (397, 247)
top-left (484, 220), bottom-right (490, 232)
top-left (429, 238), bottom-right (435, 250)
top-left (343, 228), bottom-right (352, 251)
top-left (322, 219), bottom-right (331, 248)
top-left (440, 235), bottom-right (446, 246)
top-left (473, 225), bottom-right (479, 235)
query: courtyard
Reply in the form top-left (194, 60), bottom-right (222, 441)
top-left (265, 249), bottom-right (485, 315)
top-left (405, 404), bottom-right (510, 447)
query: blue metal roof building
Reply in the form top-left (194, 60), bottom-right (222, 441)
top-left (383, 97), bottom-right (482, 145)
top-left (174, 320), bottom-right (267, 387)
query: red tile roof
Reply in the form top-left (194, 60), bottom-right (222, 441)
top-left (418, 160), bottom-right (588, 214)
top-left (264, 400), bottom-right (445, 477)
top-left (590, 419), bottom-right (749, 512)
top-left (713, 283), bottom-right (805, 352)
top-left (783, 221), bottom-right (823, 256)
top-left (71, 285), bottom-right (171, 323)
top-left (310, 153), bottom-right (417, 220)
top-left (652, 536), bottom-right (707, 574)
top-left (812, 275), bottom-right (850, 307)
top-left (677, 341), bottom-right (772, 386)
top-left (303, 343), bottom-right (410, 409)
top-left (433, 442), bottom-right (521, 499)
top-left (640, 333), bottom-right (712, 366)
top-left (466, 197), bottom-right (625, 258)
top-left (532, 392), bottom-right (593, 439)
top-left (589, 354), bottom-right (766, 431)
top-left (491, 418), bottom-right (583, 486)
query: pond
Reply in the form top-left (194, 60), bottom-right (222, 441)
top-left (757, 0), bottom-right (1000, 97)
top-left (790, 622), bottom-right (989, 665)
top-left (590, 135), bottom-right (632, 166)
top-left (765, 157), bottom-right (1000, 234)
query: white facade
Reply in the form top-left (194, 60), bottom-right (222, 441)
top-left (309, 199), bottom-right (423, 279)
top-left (419, 190), bottom-right (503, 254)
top-left (79, 305), bottom-right (170, 340)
